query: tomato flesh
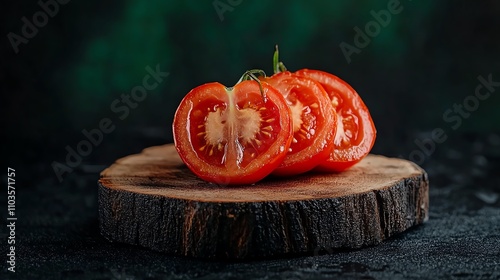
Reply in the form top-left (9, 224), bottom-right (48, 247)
top-left (263, 72), bottom-right (337, 176)
top-left (295, 69), bottom-right (376, 171)
top-left (173, 80), bottom-right (293, 185)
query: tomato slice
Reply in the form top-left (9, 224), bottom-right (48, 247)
top-left (262, 72), bottom-right (337, 176)
top-left (295, 69), bottom-right (376, 172)
top-left (172, 80), bottom-right (293, 185)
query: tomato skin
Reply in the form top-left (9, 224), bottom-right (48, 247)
top-left (172, 80), bottom-right (293, 185)
top-left (295, 69), bottom-right (376, 172)
top-left (262, 72), bottom-right (337, 176)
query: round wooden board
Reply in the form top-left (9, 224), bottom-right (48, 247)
top-left (98, 144), bottom-right (429, 259)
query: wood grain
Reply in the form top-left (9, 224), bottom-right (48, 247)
top-left (98, 144), bottom-right (429, 259)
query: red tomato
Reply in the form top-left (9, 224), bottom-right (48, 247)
top-left (172, 80), bottom-right (293, 185)
top-left (262, 72), bottom-right (337, 176)
top-left (295, 69), bottom-right (376, 172)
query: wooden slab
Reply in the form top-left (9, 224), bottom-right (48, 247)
top-left (98, 144), bottom-right (429, 259)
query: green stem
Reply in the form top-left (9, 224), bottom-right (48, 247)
top-left (236, 69), bottom-right (267, 101)
top-left (273, 45), bottom-right (280, 74)
top-left (237, 69), bottom-right (266, 84)
top-left (273, 45), bottom-right (288, 74)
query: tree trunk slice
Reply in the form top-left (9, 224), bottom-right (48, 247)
top-left (98, 144), bottom-right (429, 259)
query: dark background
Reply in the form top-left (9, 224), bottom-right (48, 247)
top-left (2, 0), bottom-right (500, 174)
top-left (1, 0), bottom-right (500, 279)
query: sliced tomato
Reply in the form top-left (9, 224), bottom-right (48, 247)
top-left (262, 71), bottom-right (337, 176)
top-left (295, 69), bottom-right (376, 172)
top-left (172, 80), bottom-right (293, 185)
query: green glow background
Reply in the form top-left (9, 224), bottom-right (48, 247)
top-left (3, 0), bottom-right (500, 174)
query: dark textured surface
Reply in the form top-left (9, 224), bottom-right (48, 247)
top-left (1, 133), bottom-right (500, 279)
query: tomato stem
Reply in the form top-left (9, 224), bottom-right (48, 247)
top-left (273, 45), bottom-right (288, 74)
top-left (237, 69), bottom-right (268, 101)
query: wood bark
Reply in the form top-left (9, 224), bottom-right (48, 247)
top-left (98, 144), bottom-right (429, 259)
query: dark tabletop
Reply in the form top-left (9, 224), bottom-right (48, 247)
top-left (1, 132), bottom-right (499, 280)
